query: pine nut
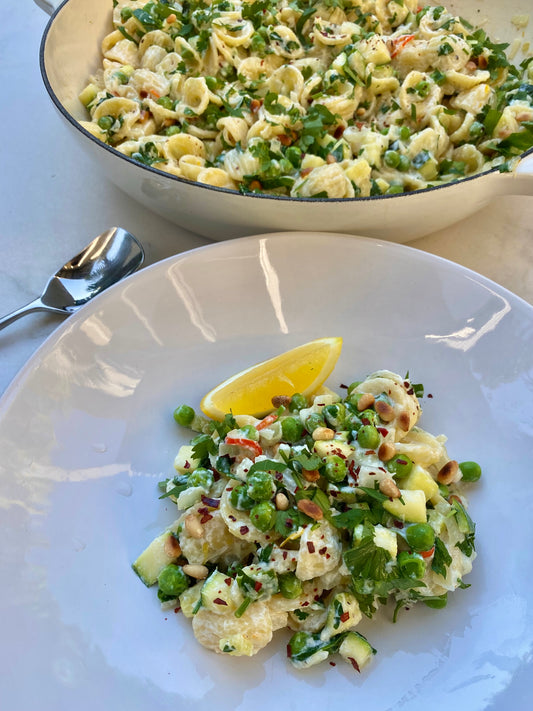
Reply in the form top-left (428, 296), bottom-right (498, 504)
top-left (398, 411), bottom-right (411, 431)
top-left (164, 532), bottom-right (182, 558)
top-left (437, 460), bottom-right (460, 485)
top-left (379, 478), bottom-right (401, 499)
top-left (272, 395), bottom-right (291, 408)
top-left (184, 514), bottom-right (204, 539)
top-left (378, 441), bottom-right (396, 462)
top-left (302, 469), bottom-right (321, 482)
top-left (375, 400), bottom-right (395, 422)
top-left (356, 393), bottom-right (375, 411)
top-left (312, 426), bottom-right (335, 441)
top-left (297, 499), bottom-right (323, 520)
top-left (275, 492), bottom-right (289, 511)
top-left (182, 564), bottom-right (209, 579)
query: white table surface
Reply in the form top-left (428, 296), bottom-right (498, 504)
top-left (1, 0), bottom-right (533, 398)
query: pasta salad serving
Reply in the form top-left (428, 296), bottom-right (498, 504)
top-left (79, 0), bottom-right (533, 198)
top-left (133, 370), bottom-right (481, 672)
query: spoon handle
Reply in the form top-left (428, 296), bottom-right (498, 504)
top-left (0, 298), bottom-right (67, 332)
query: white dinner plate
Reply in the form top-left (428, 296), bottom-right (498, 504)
top-left (1, 232), bottom-right (532, 711)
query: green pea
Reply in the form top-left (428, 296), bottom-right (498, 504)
top-left (164, 125), bottom-right (182, 136)
top-left (384, 150), bottom-right (401, 168)
top-left (114, 71), bottom-right (130, 85)
top-left (120, 7), bottom-right (133, 20)
top-left (459, 461), bottom-right (482, 482)
top-left (289, 392), bottom-right (307, 412)
top-left (279, 573), bottom-right (303, 599)
top-left (250, 501), bottom-right (276, 532)
top-left (398, 551), bottom-right (425, 579)
top-left (347, 381), bottom-right (361, 394)
top-left (173, 404), bottom-right (195, 427)
top-left (387, 454), bottom-right (413, 478)
top-left (357, 425), bottom-right (380, 450)
top-left (469, 121), bottom-right (484, 138)
top-left (324, 454), bottom-right (347, 483)
top-left (247, 471), bottom-right (274, 502)
top-left (286, 146), bottom-right (302, 169)
top-left (158, 564), bottom-right (189, 597)
top-left (187, 467), bottom-right (214, 490)
top-left (406, 523), bottom-right (435, 552)
top-left (397, 154), bottom-right (411, 172)
top-left (288, 631), bottom-right (312, 657)
top-left (157, 96), bottom-right (174, 110)
top-left (230, 484), bottom-right (254, 511)
top-left (250, 32), bottom-right (266, 52)
top-left (359, 408), bottom-right (378, 426)
top-left (305, 412), bottom-right (326, 434)
top-left (281, 416), bottom-right (305, 443)
top-left (97, 115), bottom-right (114, 131)
top-left (279, 158), bottom-right (294, 175)
top-left (400, 125), bottom-right (410, 141)
top-left (423, 593), bottom-right (448, 609)
top-left (205, 76), bottom-right (219, 91)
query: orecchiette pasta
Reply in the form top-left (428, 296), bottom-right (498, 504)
top-left (80, 1), bottom-right (533, 198)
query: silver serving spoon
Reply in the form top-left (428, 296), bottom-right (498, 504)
top-left (0, 227), bottom-right (144, 331)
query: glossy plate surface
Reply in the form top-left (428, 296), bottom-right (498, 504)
top-left (1, 232), bottom-right (532, 710)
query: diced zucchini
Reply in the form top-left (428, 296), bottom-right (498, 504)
top-left (339, 631), bottom-right (376, 671)
top-left (201, 571), bottom-right (243, 612)
top-left (179, 581), bottom-right (204, 617)
top-left (402, 464), bottom-right (439, 501)
top-left (383, 488), bottom-right (427, 523)
top-left (174, 445), bottom-right (200, 475)
top-left (79, 83), bottom-right (99, 107)
top-left (373, 524), bottom-right (398, 558)
top-left (132, 529), bottom-right (181, 586)
top-left (322, 592), bottom-right (362, 638)
top-left (314, 440), bottom-right (355, 460)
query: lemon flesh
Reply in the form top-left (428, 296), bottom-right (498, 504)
top-left (200, 337), bottom-right (343, 420)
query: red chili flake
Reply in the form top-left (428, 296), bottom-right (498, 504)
top-left (394, 520), bottom-right (404, 528)
top-left (428, 393), bottom-right (433, 398)
top-left (340, 611), bottom-right (350, 623)
top-left (329, 662), bottom-right (337, 667)
top-left (340, 383), bottom-right (348, 390)
top-left (333, 125), bottom-right (345, 139)
top-left (224, 578), bottom-right (232, 586)
top-left (174, 607), bottom-right (180, 613)
top-left (307, 541), bottom-right (315, 553)
top-left (229, 515), bottom-right (236, 521)
top-left (184, 460), bottom-right (191, 469)
top-left (326, 553), bottom-right (331, 559)
top-left (213, 598), bottom-right (228, 606)
top-left (201, 495), bottom-right (220, 508)
top-left (275, 472), bottom-right (283, 481)
top-left (396, 458), bottom-right (408, 465)
top-left (319, 546), bottom-right (327, 555)
top-left (287, 644), bottom-right (292, 657)
top-left (406, 387), bottom-right (414, 395)
top-left (240, 525), bottom-right (249, 535)
top-left (361, 417), bottom-right (370, 425)
top-left (198, 506), bottom-right (209, 515)
top-left (254, 581), bottom-right (263, 592)
top-left (348, 461), bottom-right (359, 483)
top-left (285, 518), bottom-right (294, 529)
top-left (365, 450), bottom-right (375, 456)
top-left (301, 601), bottom-right (309, 607)
top-left (200, 513), bottom-right (213, 524)
top-left (348, 657), bottom-right (361, 672)
top-left (377, 427), bottom-right (388, 436)
top-left (404, 381), bottom-right (410, 389)
top-left (282, 551), bottom-right (288, 560)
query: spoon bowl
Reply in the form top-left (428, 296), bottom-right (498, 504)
top-left (0, 227), bottom-right (144, 330)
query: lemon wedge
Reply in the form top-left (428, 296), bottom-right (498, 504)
top-left (200, 337), bottom-right (343, 420)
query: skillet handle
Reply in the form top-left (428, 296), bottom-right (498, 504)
top-left (33, 0), bottom-right (60, 15)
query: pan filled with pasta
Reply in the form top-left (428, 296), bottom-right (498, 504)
top-left (36, 0), bottom-right (533, 241)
